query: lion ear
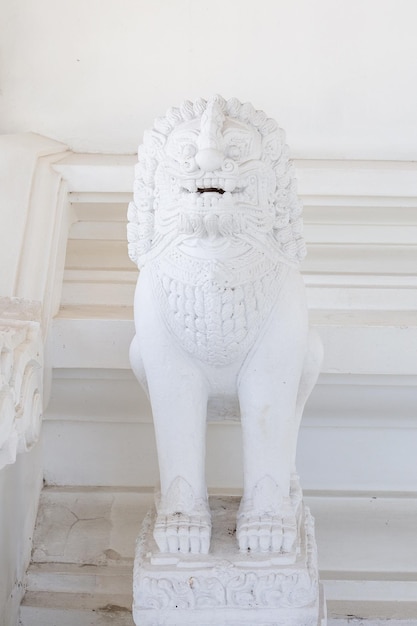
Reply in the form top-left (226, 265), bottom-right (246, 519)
top-left (143, 129), bottom-right (167, 153)
top-left (261, 134), bottom-right (281, 161)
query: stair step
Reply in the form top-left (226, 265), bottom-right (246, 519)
top-left (61, 278), bottom-right (135, 307)
top-left (62, 189), bottom-right (417, 311)
top-left (31, 487), bottom-right (152, 566)
top-left (21, 487), bottom-right (417, 620)
top-left (19, 591), bottom-right (134, 626)
top-left (25, 563), bottom-right (132, 595)
top-left (51, 309), bottom-right (417, 376)
top-left (19, 488), bottom-right (152, 625)
top-left (57, 304), bottom-right (133, 319)
top-left (65, 239), bottom-right (132, 270)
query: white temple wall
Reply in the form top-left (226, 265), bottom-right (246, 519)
top-left (0, 135), bottom-right (69, 626)
top-left (1, 0), bottom-right (417, 159)
top-left (0, 444), bottom-right (43, 626)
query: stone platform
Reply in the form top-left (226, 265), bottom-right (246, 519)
top-left (133, 496), bottom-right (326, 626)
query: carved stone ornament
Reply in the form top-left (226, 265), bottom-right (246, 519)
top-left (0, 298), bottom-right (43, 469)
top-left (129, 96), bottom-right (325, 624)
top-left (133, 491), bottom-right (326, 625)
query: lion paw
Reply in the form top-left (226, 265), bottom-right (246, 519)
top-left (153, 477), bottom-right (212, 554)
top-left (154, 510), bottom-right (211, 554)
top-left (237, 476), bottom-right (298, 554)
top-left (237, 510), bottom-right (297, 554)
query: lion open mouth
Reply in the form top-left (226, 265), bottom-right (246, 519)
top-left (180, 177), bottom-right (237, 194)
top-left (197, 187), bottom-right (225, 194)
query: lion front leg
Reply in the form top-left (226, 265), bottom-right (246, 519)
top-left (236, 270), bottom-right (309, 555)
top-left (132, 293), bottom-right (212, 554)
top-left (148, 367), bottom-right (211, 554)
top-left (237, 371), bottom-right (302, 555)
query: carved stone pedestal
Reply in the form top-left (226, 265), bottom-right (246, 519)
top-left (133, 495), bottom-right (326, 626)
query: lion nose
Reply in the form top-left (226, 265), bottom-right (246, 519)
top-left (195, 148), bottom-right (223, 173)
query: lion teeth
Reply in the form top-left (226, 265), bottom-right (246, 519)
top-left (183, 177), bottom-right (237, 194)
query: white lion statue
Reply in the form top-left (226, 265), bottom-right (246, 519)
top-left (128, 95), bottom-right (322, 556)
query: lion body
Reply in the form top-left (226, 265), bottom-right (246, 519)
top-left (128, 96), bottom-right (322, 556)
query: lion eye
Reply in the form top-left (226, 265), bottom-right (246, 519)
top-left (227, 145), bottom-right (241, 161)
top-left (182, 143), bottom-right (197, 159)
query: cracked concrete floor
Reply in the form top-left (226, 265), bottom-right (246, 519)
top-left (32, 487), bottom-right (153, 566)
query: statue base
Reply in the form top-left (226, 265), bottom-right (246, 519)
top-left (133, 495), bottom-right (326, 626)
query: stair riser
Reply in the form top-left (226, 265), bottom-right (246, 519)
top-left (60, 280), bottom-right (417, 310)
top-left (61, 281), bottom-right (135, 307)
top-left (51, 316), bottom-right (417, 376)
top-left (41, 417), bottom-right (417, 492)
top-left (25, 571), bottom-right (131, 595)
top-left (19, 606), bottom-right (135, 626)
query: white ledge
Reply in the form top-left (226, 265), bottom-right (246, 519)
top-left (53, 154), bottom-right (417, 197)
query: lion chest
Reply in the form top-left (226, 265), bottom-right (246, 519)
top-left (149, 252), bottom-right (287, 366)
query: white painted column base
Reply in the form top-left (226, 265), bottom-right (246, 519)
top-left (133, 496), bottom-right (326, 626)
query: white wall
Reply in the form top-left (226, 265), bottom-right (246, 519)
top-left (0, 134), bottom-right (67, 301)
top-left (1, 0), bottom-right (417, 159)
top-left (0, 443), bottom-right (43, 626)
top-left (0, 134), bottom-right (69, 626)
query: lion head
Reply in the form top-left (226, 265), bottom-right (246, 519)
top-left (128, 95), bottom-right (305, 268)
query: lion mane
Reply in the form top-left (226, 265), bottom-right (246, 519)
top-left (127, 95), bottom-right (305, 269)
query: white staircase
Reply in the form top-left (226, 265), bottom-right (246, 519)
top-left (19, 486), bottom-right (148, 625)
top-left (17, 154), bottom-right (417, 624)
top-left (19, 488), bottom-right (417, 624)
